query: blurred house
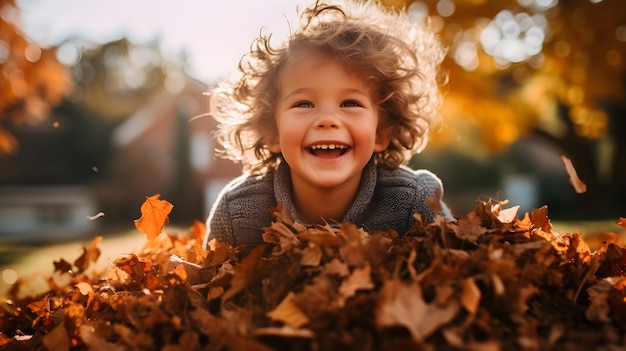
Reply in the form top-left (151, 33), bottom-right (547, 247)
top-left (0, 186), bottom-right (96, 239)
top-left (103, 77), bottom-right (242, 224)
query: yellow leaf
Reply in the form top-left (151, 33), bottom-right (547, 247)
top-left (461, 278), bottom-right (481, 315)
top-left (134, 194), bottom-right (174, 241)
top-left (267, 292), bottom-right (309, 328)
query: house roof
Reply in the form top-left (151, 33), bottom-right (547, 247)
top-left (112, 77), bottom-right (209, 148)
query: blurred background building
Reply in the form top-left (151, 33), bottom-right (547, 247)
top-left (0, 0), bottom-right (625, 238)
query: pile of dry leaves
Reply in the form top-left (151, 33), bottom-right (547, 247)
top-left (1, 195), bottom-right (626, 351)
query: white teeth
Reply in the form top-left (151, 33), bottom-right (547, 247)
top-left (310, 144), bottom-right (347, 150)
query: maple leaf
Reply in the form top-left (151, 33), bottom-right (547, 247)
top-left (134, 194), bottom-right (174, 241)
top-left (449, 210), bottom-right (487, 244)
top-left (376, 280), bottom-right (460, 342)
top-left (560, 154), bottom-right (587, 194)
top-left (53, 258), bottom-right (72, 273)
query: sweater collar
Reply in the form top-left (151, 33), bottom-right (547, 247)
top-left (273, 157), bottom-right (377, 224)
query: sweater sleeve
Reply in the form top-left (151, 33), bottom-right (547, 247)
top-left (203, 172), bottom-right (278, 250)
top-left (412, 169), bottom-right (454, 221)
top-left (203, 179), bottom-right (238, 249)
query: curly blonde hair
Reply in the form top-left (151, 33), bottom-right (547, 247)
top-left (208, 0), bottom-right (446, 174)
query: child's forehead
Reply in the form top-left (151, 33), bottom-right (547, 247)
top-left (282, 48), bottom-right (358, 76)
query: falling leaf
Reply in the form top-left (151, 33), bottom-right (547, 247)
top-left (134, 194), bottom-right (174, 241)
top-left (616, 217), bottom-right (626, 229)
top-left (87, 212), bottom-right (105, 220)
top-left (560, 154), bottom-right (587, 194)
top-left (74, 236), bottom-right (102, 273)
top-left (53, 259), bottom-right (72, 273)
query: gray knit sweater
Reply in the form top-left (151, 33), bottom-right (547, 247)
top-left (203, 159), bottom-right (453, 249)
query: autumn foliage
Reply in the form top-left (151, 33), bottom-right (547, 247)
top-left (1, 197), bottom-right (626, 350)
top-left (0, 0), bottom-right (71, 155)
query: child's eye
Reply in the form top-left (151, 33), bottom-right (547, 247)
top-left (292, 101), bottom-right (313, 108)
top-left (341, 100), bottom-right (363, 107)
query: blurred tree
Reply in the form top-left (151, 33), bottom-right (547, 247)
top-left (66, 37), bottom-right (174, 121)
top-left (0, 0), bottom-right (71, 155)
top-left (383, 0), bottom-right (626, 215)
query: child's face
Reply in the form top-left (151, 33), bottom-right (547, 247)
top-left (268, 52), bottom-right (389, 191)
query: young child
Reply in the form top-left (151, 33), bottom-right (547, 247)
top-left (203, 0), bottom-right (453, 250)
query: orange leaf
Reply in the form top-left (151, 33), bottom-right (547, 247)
top-left (134, 194), bottom-right (174, 241)
top-left (559, 154), bottom-right (587, 194)
top-left (191, 220), bottom-right (207, 251)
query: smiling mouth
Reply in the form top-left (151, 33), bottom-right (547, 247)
top-left (308, 144), bottom-right (349, 158)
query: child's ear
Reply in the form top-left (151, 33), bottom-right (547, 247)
top-left (374, 128), bottom-right (390, 152)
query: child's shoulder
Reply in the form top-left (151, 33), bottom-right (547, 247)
top-left (220, 170), bottom-right (276, 200)
top-left (377, 164), bottom-right (444, 190)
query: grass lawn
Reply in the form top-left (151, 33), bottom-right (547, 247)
top-left (0, 228), bottom-right (148, 297)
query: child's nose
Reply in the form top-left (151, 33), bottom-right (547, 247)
top-left (314, 110), bottom-right (341, 129)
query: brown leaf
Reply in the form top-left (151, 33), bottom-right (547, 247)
top-left (377, 280), bottom-right (460, 342)
top-left (27, 295), bottom-right (51, 319)
top-left (53, 259), bottom-right (72, 273)
top-left (338, 264), bottom-right (375, 303)
top-left (262, 221), bottom-right (301, 254)
top-left (79, 324), bottom-right (125, 351)
top-left (559, 154), bottom-right (587, 194)
top-left (134, 194), bottom-right (174, 241)
top-left (115, 254), bottom-right (149, 282)
top-left (75, 282), bottom-right (96, 307)
top-left (300, 244), bottom-right (322, 266)
top-left (222, 245), bottom-right (271, 301)
top-left (74, 236), bottom-right (102, 273)
top-left (449, 210), bottom-right (487, 244)
top-left (42, 323), bottom-right (70, 351)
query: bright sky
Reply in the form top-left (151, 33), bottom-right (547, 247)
top-left (16, 0), bottom-right (310, 82)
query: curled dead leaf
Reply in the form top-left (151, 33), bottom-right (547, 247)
top-left (560, 154), bottom-right (587, 194)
